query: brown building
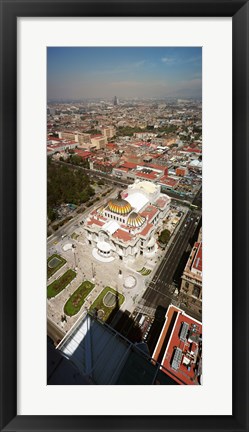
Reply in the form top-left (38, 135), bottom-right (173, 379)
top-left (176, 166), bottom-right (188, 177)
top-left (179, 241), bottom-right (202, 314)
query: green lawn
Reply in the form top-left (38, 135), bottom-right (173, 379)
top-left (64, 281), bottom-right (95, 316)
top-left (47, 254), bottom-right (66, 279)
top-left (47, 269), bottom-right (76, 299)
top-left (90, 287), bottom-right (125, 322)
top-left (71, 232), bottom-right (79, 240)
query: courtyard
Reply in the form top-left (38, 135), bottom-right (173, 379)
top-left (47, 199), bottom-right (189, 334)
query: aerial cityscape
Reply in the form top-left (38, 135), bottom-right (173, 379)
top-left (47, 47), bottom-right (202, 385)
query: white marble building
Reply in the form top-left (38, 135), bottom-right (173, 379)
top-left (84, 180), bottom-right (171, 262)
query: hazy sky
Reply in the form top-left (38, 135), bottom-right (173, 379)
top-left (47, 47), bottom-right (202, 100)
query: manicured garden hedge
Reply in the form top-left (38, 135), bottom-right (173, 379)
top-left (137, 267), bottom-right (152, 276)
top-left (90, 287), bottom-right (125, 322)
top-left (64, 281), bottom-right (95, 316)
top-left (47, 269), bottom-right (76, 299)
top-left (47, 254), bottom-right (66, 279)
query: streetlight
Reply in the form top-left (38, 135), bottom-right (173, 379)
top-left (91, 262), bottom-right (95, 280)
top-left (72, 244), bottom-right (77, 269)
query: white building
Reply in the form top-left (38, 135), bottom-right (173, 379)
top-left (84, 180), bottom-right (171, 262)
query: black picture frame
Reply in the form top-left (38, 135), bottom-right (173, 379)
top-left (0, 1), bottom-right (248, 431)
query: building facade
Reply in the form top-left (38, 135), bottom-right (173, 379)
top-left (84, 180), bottom-right (171, 262)
top-left (180, 241), bottom-right (202, 310)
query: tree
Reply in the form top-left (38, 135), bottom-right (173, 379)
top-left (48, 207), bottom-right (57, 222)
top-left (158, 229), bottom-right (171, 244)
top-left (70, 154), bottom-right (82, 165)
top-left (47, 159), bottom-right (94, 220)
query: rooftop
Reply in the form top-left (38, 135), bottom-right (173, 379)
top-left (136, 171), bottom-right (158, 180)
top-left (112, 229), bottom-right (132, 242)
top-left (160, 177), bottom-right (178, 187)
top-left (129, 180), bottom-right (158, 195)
top-left (120, 162), bottom-right (137, 170)
top-left (140, 205), bottom-right (158, 222)
top-left (152, 305), bottom-right (202, 385)
top-left (126, 192), bottom-right (149, 212)
top-left (155, 196), bottom-right (170, 209)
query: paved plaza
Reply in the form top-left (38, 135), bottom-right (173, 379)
top-left (47, 201), bottom-right (188, 335)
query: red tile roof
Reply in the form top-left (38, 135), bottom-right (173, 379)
top-left (136, 171), bottom-right (158, 180)
top-left (139, 222), bottom-right (154, 237)
top-left (106, 143), bottom-right (117, 148)
top-left (86, 219), bottom-right (105, 227)
top-left (153, 305), bottom-right (179, 363)
top-left (116, 167), bottom-right (129, 172)
top-left (140, 205), bottom-right (158, 222)
top-left (120, 162), bottom-right (137, 169)
top-left (153, 306), bottom-right (202, 385)
top-left (155, 197), bottom-right (169, 208)
top-left (183, 147), bottom-right (202, 153)
top-left (160, 177), bottom-right (178, 187)
top-left (112, 229), bottom-right (132, 242)
top-left (144, 163), bottom-right (166, 171)
top-left (75, 150), bottom-right (92, 158)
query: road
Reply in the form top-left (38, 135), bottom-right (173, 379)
top-left (55, 160), bottom-right (130, 187)
top-left (192, 187), bottom-right (202, 210)
top-left (56, 160), bottom-right (201, 206)
top-left (47, 187), bottom-right (117, 248)
top-left (139, 210), bottom-right (201, 319)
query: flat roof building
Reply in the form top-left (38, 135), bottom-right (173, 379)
top-left (152, 305), bottom-right (202, 385)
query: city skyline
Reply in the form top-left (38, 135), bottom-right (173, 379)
top-left (47, 47), bottom-right (202, 100)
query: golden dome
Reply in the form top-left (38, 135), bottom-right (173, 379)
top-left (107, 198), bottom-right (132, 215)
top-left (127, 212), bottom-right (145, 228)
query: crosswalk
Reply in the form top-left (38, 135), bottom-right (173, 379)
top-left (148, 280), bottom-right (176, 295)
top-left (135, 303), bottom-right (156, 317)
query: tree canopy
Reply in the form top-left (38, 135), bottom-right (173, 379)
top-left (158, 229), bottom-right (171, 244)
top-left (47, 160), bottom-right (95, 219)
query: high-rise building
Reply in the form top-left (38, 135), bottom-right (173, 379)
top-left (49, 313), bottom-right (177, 385)
top-left (113, 95), bottom-right (118, 106)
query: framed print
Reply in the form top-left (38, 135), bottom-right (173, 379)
top-left (0, 1), bottom-right (248, 432)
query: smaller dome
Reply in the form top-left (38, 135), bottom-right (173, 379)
top-left (127, 212), bottom-right (145, 228)
top-left (107, 198), bottom-right (132, 215)
top-left (97, 241), bottom-right (111, 253)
